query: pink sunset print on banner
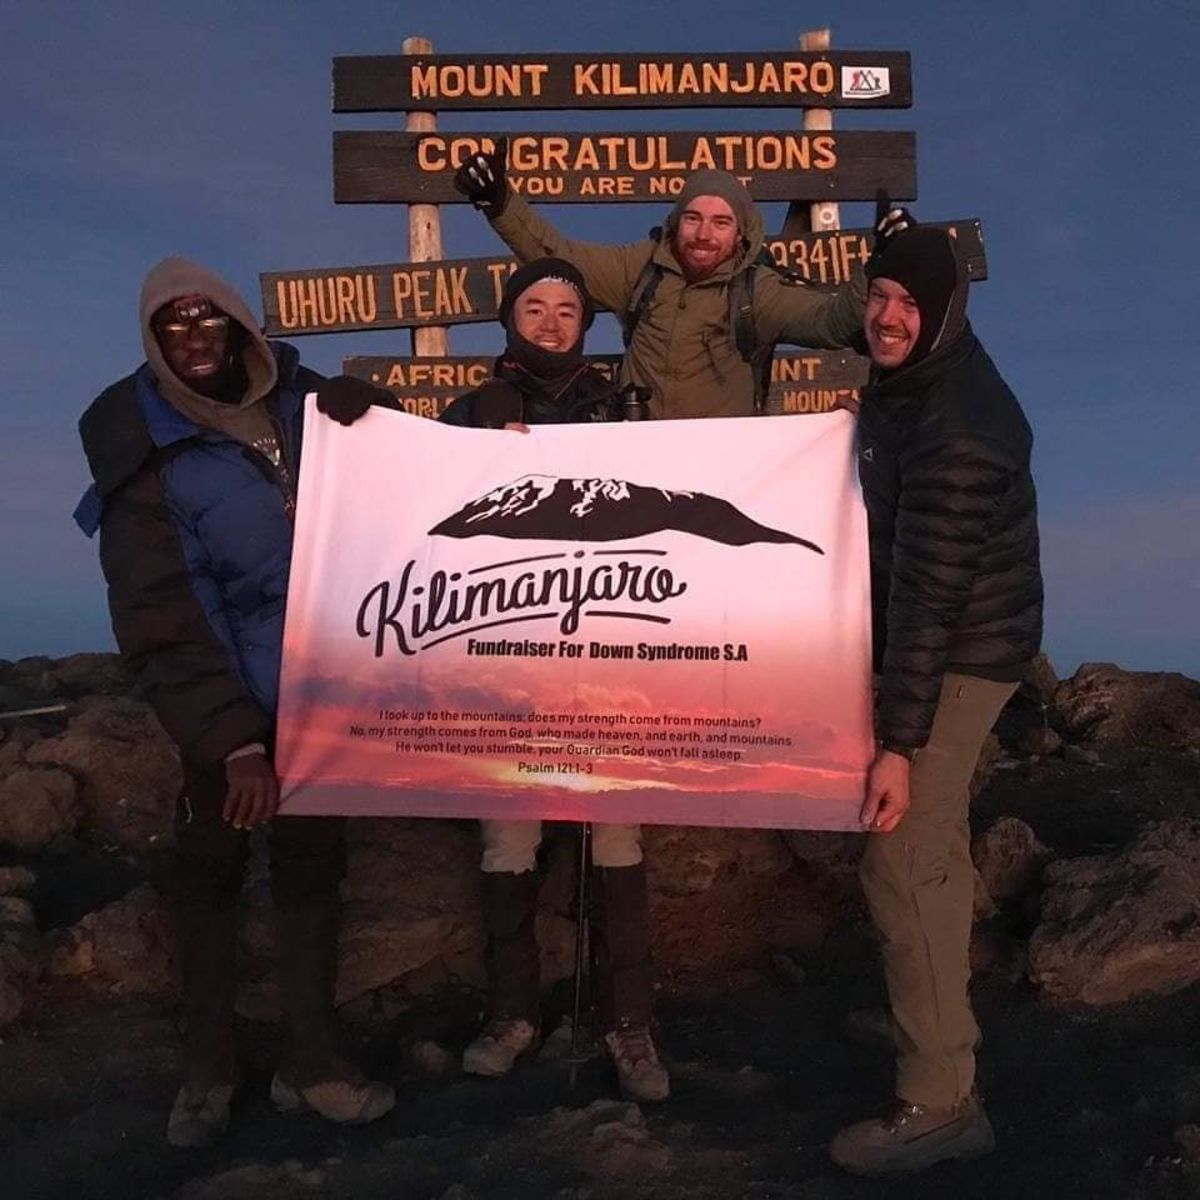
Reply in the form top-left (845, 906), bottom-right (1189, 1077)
top-left (276, 401), bottom-right (873, 830)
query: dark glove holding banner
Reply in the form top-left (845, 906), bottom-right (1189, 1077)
top-left (869, 188), bottom-right (916, 263)
top-left (315, 375), bottom-right (401, 426)
top-left (453, 137), bottom-right (509, 215)
top-left (472, 379), bottom-right (524, 428)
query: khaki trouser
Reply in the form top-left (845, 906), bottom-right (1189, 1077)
top-left (480, 820), bottom-right (642, 874)
top-left (860, 672), bottom-right (1018, 1108)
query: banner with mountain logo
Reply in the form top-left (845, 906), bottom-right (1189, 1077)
top-left (276, 397), bottom-right (873, 829)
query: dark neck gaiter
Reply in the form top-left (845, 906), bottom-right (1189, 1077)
top-left (504, 328), bottom-right (586, 384)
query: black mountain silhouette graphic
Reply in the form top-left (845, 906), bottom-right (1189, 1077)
top-left (428, 475), bottom-right (823, 553)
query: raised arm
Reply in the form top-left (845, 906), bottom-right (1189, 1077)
top-left (454, 139), bottom-right (650, 314)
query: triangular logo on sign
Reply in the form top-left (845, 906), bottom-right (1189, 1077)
top-left (841, 66), bottom-right (891, 100)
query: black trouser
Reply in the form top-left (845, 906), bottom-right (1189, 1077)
top-left (172, 761), bottom-right (347, 1085)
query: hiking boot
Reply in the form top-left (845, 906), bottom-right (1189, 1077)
top-left (830, 1093), bottom-right (995, 1175)
top-left (166, 1080), bottom-right (236, 1148)
top-left (270, 1057), bottom-right (394, 1125)
top-left (605, 1026), bottom-right (670, 1103)
top-left (462, 1018), bottom-right (538, 1078)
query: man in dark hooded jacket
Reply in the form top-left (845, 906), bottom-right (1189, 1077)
top-left (828, 228), bottom-right (1043, 1175)
top-left (75, 258), bottom-right (394, 1148)
top-left (452, 145), bottom-right (907, 420)
top-left (440, 256), bottom-right (622, 428)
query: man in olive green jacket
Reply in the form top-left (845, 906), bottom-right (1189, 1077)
top-left (455, 145), bottom-right (893, 420)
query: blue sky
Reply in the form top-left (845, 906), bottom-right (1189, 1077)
top-left (2, 0), bottom-right (1196, 678)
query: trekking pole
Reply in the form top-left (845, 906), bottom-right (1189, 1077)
top-left (0, 704), bottom-right (67, 720)
top-left (567, 820), bottom-right (592, 1090)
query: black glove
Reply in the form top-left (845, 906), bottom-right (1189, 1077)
top-left (471, 380), bottom-right (524, 428)
top-left (315, 375), bottom-right (399, 426)
top-left (453, 136), bottom-right (509, 215)
top-left (869, 188), bottom-right (916, 261)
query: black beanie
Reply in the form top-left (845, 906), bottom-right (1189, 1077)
top-left (866, 227), bottom-right (959, 366)
top-left (498, 257), bottom-right (594, 332)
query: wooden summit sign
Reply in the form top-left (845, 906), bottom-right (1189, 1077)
top-left (260, 222), bottom-right (983, 336)
top-left (343, 353), bottom-right (868, 420)
top-left (333, 130), bottom-right (916, 205)
top-left (333, 51), bottom-right (912, 111)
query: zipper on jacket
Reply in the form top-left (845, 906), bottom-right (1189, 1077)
top-left (240, 422), bottom-right (296, 521)
top-left (701, 327), bottom-right (727, 384)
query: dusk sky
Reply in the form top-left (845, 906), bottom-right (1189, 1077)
top-left (3, 1), bottom-right (1196, 679)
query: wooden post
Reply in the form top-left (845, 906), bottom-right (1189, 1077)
top-left (782, 28), bottom-right (842, 238)
top-left (404, 36), bottom-right (449, 357)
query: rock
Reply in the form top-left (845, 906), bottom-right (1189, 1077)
top-left (841, 1007), bottom-right (895, 1049)
top-left (0, 866), bottom-right (36, 895)
top-left (0, 896), bottom-right (35, 928)
top-left (1063, 743), bottom-right (1102, 766)
top-left (973, 866), bottom-right (997, 921)
top-left (0, 942), bottom-right (36, 1029)
top-left (0, 766), bottom-right (82, 850)
top-left (409, 1038), bottom-right (457, 1078)
top-left (973, 817), bottom-right (1050, 903)
top-left (1023, 653), bottom-right (1060, 708)
top-left (1174, 1124), bottom-right (1200, 1163)
top-left (0, 879), bottom-right (41, 1029)
top-left (771, 951), bottom-right (806, 987)
top-left (170, 1160), bottom-right (325, 1200)
top-left (645, 826), bottom-right (790, 897)
top-left (333, 820), bottom-right (480, 1007)
top-left (48, 883), bottom-right (173, 998)
top-left (995, 656), bottom-right (1059, 751)
top-left (24, 696), bottom-right (181, 850)
top-left (0, 653), bottom-right (132, 706)
top-left (783, 829), bottom-right (861, 880)
top-left (969, 732), bottom-right (1003, 798)
top-left (1029, 820), bottom-right (1200, 1005)
top-left (1018, 725), bottom-right (1063, 758)
top-left (1055, 663), bottom-right (1200, 751)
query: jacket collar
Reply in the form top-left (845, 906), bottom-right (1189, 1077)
top-left (135, 341), bottom-right (302, 447)
top-left (865, 323), bottom-right (978, 401)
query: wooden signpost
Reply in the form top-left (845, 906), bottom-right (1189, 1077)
top-left (333, 50), bottom-right (912, 111)
top-left (343, 352), bottom-right (868, 419)
top-left (333, 129), bottom-right (916, 204)
top-left (260, 33), bottom-right (992, 419)
top-left (260, 221), bottom-right (983, 336)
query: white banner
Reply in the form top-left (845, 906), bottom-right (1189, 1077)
top-left (277, 399), bottom-right (873, 830)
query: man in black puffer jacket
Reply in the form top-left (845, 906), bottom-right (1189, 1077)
top-left (830, 227), bottom-right (1043, 1176)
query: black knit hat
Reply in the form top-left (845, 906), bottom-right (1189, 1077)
top-left (866, 227), bottom-right (959, 366)
top-left (498, 257), bottom-right (594, 332)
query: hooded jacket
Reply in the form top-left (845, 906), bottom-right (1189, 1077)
top-left (856, 239), bottom-right (1043, 751)
top-left (74, 258), bottom-right (322, 767)
top-left (488, 171), bottom-right (866, 420)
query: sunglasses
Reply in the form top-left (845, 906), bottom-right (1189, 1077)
top-left (157, 314), bottom-right (230, 339)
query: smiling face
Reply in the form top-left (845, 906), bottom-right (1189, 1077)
top-left (864, 277), bottom-right (922, 369)
top-left (673, 194), bottom-right (741, 280)
top-left (153, 294), bottom-right (234, 387)
top-left (512, 278), bottom-right (584, 352)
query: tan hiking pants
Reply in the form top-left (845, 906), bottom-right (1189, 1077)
top-left (860, 672), bottom-right (1018, 1107)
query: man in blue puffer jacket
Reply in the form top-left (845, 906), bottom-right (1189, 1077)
top-left (75, 257), bottom-right (394, 1147)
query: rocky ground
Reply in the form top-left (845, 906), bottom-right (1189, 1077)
top-left (1, 654), bottom-right (1199, 1199)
